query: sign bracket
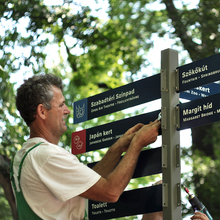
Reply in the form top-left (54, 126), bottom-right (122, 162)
top-left (175, 105), bottom-right (180, 129)
top-left (161, 106), bottom-right (167, 129)
top-left (175, 69), bottom-right (180, 92)
top-left (176, 183), bottom-right (181, 207)
top-left (162, 183), bottom-right (168, 207)
top-left (161, 69), bottom-right (168, 92)
top-left (162, 145), bottom-right (167, 168)
top-left (175, 144), bottom-right (180, 168)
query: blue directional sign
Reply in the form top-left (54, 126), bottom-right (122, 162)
top-left (179, 93), bottom-right (220, 130)
top-left (73, 74), bottom-right (161, 124)
top-left (88, 184), bottom-right (162, 220)
top-left (88, 147), bottom-right (162, 179)
top-left (180, 82), bottom-right (220, 101)
top-left (72, 110), bottom-right (161, 154)
top-left (177, 53), bottom-right (220, 92)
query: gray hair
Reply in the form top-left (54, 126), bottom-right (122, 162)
top-left (16, 73), bottom-right (63, 126)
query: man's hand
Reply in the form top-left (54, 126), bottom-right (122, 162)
top-left (114, 120), bottom-right (161, 153)
top-left (191, 211), bottom-right (209, 220)
top-left (113, 123), bottom-right (144, 153)
top-left (130, 120), bottom-right (161, 151)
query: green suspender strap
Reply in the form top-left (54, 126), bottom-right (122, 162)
top-left (10, 143), bottom-right (43, 220)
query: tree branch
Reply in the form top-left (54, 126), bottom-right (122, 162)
top-left (162, 0), bottom-right (200, 61)
top-left (0, 155), bottom-right (18, 220)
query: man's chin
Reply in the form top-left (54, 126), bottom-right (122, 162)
top-left (63, 126), bottom-right (68, 133)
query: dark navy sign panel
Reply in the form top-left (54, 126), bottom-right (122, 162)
top-left (73, 74), bottom-right (160, 124)
top-left (180, 82), bottom-right (220, 101)
top-left (177, 53), bottom-right (220, 93)
top-left (179, 93), bottom-right (220, 130)
top-left (88, 184), bottom-right (162, 220)
top-left (72, 110), bottom-right (161, 154)
top-left (88, 147), bottom-right (162, 179)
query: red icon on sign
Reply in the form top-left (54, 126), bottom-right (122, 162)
top-left (72, 130), bottom-right (86, 155)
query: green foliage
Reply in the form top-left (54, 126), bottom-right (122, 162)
top-left (0, 186), bottom-right (12, 220)
top-left (1, 0), bottom-right (220, 219)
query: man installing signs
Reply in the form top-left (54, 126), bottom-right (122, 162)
top-left (11, 73), bottom-right (161, 220)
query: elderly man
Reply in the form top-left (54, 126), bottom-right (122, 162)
top-left (11, 73), bottom-right (161, 220)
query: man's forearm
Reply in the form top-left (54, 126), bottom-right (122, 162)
top-left (105, 142), bottom-right (141, 194)
top-left (92, 142), bottom-right (123, 178)
top-left (80, 146), bottom-right (141, 203)
top-left (92, 123), bottom-right (141, 178)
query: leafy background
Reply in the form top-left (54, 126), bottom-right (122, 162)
top-left (1, 0), bottom-right (220, 219)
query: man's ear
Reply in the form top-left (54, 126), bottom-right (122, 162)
top-left (36, 104), bottom-right (47, 120)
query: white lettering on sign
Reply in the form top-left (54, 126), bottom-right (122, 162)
top-left (195, 86), bottom-right (210, 93)
top-left (201, 111), bottom-right (213, 117)
top-left (92, 202), bottom-right (108, 209)
top-left (103, 129), bottom-right (113, 136)
top-left (92, 211), bottom-right (102, 215)
top-left (201, 69), bottom-right (220, 78)
top-left (102, 137), bottom-right (113, 142)
top-left (183, 115), bottom-right (201, 122)
top-left (183, 106), bottom-right (202, 115)
top-left (90, 88), bottom-right (136, 108)
top-left (182, 65), bottom-right (208, 78)
top-left (116, 88), bottom-right (135, 99)
top-left (183, 102), bottom-right (213, 116)
top-left (89, 131), bottom-right (102, 140)
top-left (182, 77), bottom-right (198, 84)
top-left (104, 208), bottom-right (115, 213)
top-left (91, 95), bottom-right (115, 108)
top-left (89, 129), bottom-right (113, 141)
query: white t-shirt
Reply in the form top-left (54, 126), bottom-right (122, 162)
top-left (12, 137), bottom-right (101, 220)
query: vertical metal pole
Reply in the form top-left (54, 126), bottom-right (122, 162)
top-left (161, 49), bottom-right (181, 219)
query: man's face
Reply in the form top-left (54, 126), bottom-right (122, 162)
top-left (45, 86), bottom-right (70, 138)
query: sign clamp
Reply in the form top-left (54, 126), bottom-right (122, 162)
top-left (162, 145), bottom-right (167, 168)
top-left (176, 183), bottom-right (181, 206)
top-left (175, 144), bottom-right (180, 168)
top-left (161, 69), bottom-right (168, 92)
top-left (163, 183), bottom-right (168, 207)
top-left (175, 68), bottom-right (180, 92)
top-left (175, 105), bottom-right (180, 129)
top-left (161, 106), bottom-right (167, 129)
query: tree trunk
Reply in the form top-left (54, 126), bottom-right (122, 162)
top-left (191, 124), bottom-right (216, 159)
top-left (0, 155), bottom-right (19, 220)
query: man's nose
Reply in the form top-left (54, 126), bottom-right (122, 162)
top-left (64, 104), bottom-right (71, 114)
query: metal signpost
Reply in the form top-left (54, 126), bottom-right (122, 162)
top-left (72, 48), bottom-right (220, 219)
top-left (160, 49), bottom-right (182, 220)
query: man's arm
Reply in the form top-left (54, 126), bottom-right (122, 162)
top-left (80, 120), bottom-right (160, 203)
top-left (92, 123), bottom-right (144, 178)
